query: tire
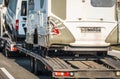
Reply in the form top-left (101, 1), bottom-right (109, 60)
top-left (4, 47), bottom-right (8, 57)
top-left (3, 45), bottom-right (9, 57)
top-left (1, 40), bottom-right (8, 57)
top-left (40, 47), bottom-right (48, 57)
top-left (97, 51), bottom-right (107, 57)
top-left (33, 28), bottom-right (38, 44)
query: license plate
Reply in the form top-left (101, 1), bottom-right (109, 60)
top-left (81, 27), bottom-right (101, 33)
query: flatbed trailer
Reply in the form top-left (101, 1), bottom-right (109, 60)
top-left (16, 45), bottom-right (120, 79)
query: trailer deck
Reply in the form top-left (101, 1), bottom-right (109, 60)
top-left (16, 45), bottom-right (120, 79)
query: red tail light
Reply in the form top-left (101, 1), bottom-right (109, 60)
top-left (12, 46), bottom-right (17, 51)
top-left (54, 72), bottom-right (74, 77)
top-left (64, 72), bottom-right (70, 76)
top-left (49, 16), bottom-right (60, 35)
top-left (54, 72), bottom-right (64, 76)
top-left (51, 27), bottom-right (59, 35)
top-left (15, 20), bottom-right (19, 30)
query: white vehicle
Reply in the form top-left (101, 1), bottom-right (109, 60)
top-left (5, 0), bottom-right (27, 41)
top-left (26, 0), bottom-right (118, 56)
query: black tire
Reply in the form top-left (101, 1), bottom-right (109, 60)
top-left (30, 57), bottom-right (34, 72)
top-left (97, 51), bottom-right (107, 57)
top-left (40, 47), bottom-right (48, 57)
top-left (1, 40), bottom-right (8, 57)
top-left (3, 44), bottom-right (9, 57)
top-left (33, 28), bottom-right (38, 44)
top-left (4, 47), bottom-right (8, 57)
top-left (26, 43), bottom-right (33, 50)
top-left (0, 40), bottom-right (5, 51)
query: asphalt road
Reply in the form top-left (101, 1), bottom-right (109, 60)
top-left (9, 56), bottom-right (53, 79)
top-left (0, 53), bottom-right (39, 79)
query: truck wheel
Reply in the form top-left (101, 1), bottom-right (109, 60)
top-left (4, 48), bottom-right (8, 57)
top-left (3, 45), bottom-right (9, 57)
top-left (97, 51), bottom-right (107, 57)
top-left (26, 43), bottom-right (33, 51)
top-left (0, 39), bottom-right (3, 51)
top-left (30, 57), bottom-right (34, 72)
top-left (33, 28), bottom-right (38, 44)
top-left (40, 47), bottom-right (48, 57)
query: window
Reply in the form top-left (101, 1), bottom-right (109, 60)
top-left (51, 0), bottom-right (66, 20)
top-left (8, 0), bottom-right (17, 14)
top-left (21, 1), bottom-right (27, 16)
top-left (29, 0), bottom-right (34, 10)
top-left (40, 0), bottom-right (44, 9)
top-left (0, 0), bottom-right (3, 4)
top-left (91, 0), bottom-right (115, 7)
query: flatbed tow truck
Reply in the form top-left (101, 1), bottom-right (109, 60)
top-left (0, 0), bottom-right (120, 79)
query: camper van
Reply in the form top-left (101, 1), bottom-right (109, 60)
top-left (26, 0), bottom-right (117, 56)
top-left (5, 0), bottom-right (27, 41)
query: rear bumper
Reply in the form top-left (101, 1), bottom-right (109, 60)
top-left (53, 69), bottom-right (120, 78)
top-left (50, 44), bottom-right (111, 51)
top-left (49, 41), bottom-right (110, 51)
top-left (64, 46), bottom-right (111, 51)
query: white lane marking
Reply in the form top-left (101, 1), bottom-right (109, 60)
top-left (0, 68), bottom-right (15, 79)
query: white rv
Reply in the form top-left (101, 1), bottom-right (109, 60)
top-left (26, 0), bottom-right (118, 56)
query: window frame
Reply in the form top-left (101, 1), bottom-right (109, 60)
top-left (91, 0), bottom-right (115, 7)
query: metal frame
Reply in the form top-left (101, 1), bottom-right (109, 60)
top-left (16, 45), bottom-right (120, 78)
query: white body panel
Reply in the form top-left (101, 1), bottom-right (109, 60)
top-left (50, 0), bottom-right (116, 46)
top-left (65, 22), bottom-right (116, 46)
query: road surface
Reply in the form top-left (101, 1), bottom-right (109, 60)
top-left (0, 53), bottom-right (39, 79)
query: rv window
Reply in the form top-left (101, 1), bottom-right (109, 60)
top-left (40, 0), bottom-right (44, 9)
top-left (21, 1), bottom-right (27, 16)
top-left (91, 0), bottom-right (115, 7)
top-left (8, 0), bottom-right (17, 14)
top-left (51, 0), bottom-right (66, 20)
top-left (0, 0), bottom-right (3, 4)
top-left (29, 0), bottom-right (34, 10)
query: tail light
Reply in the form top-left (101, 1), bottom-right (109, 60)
top-left (11, 44), bottom-right (17, 51)
top-left (15, 20), bottom-right (19, 30)
top-left (51, 27), bottom-right (59, 35)
top-left (54, 72), bottom-right (74, 77)
top-left (12, 46), bottom-right (17, 51)
top-left (49, 17), bottom-right (60, 35)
